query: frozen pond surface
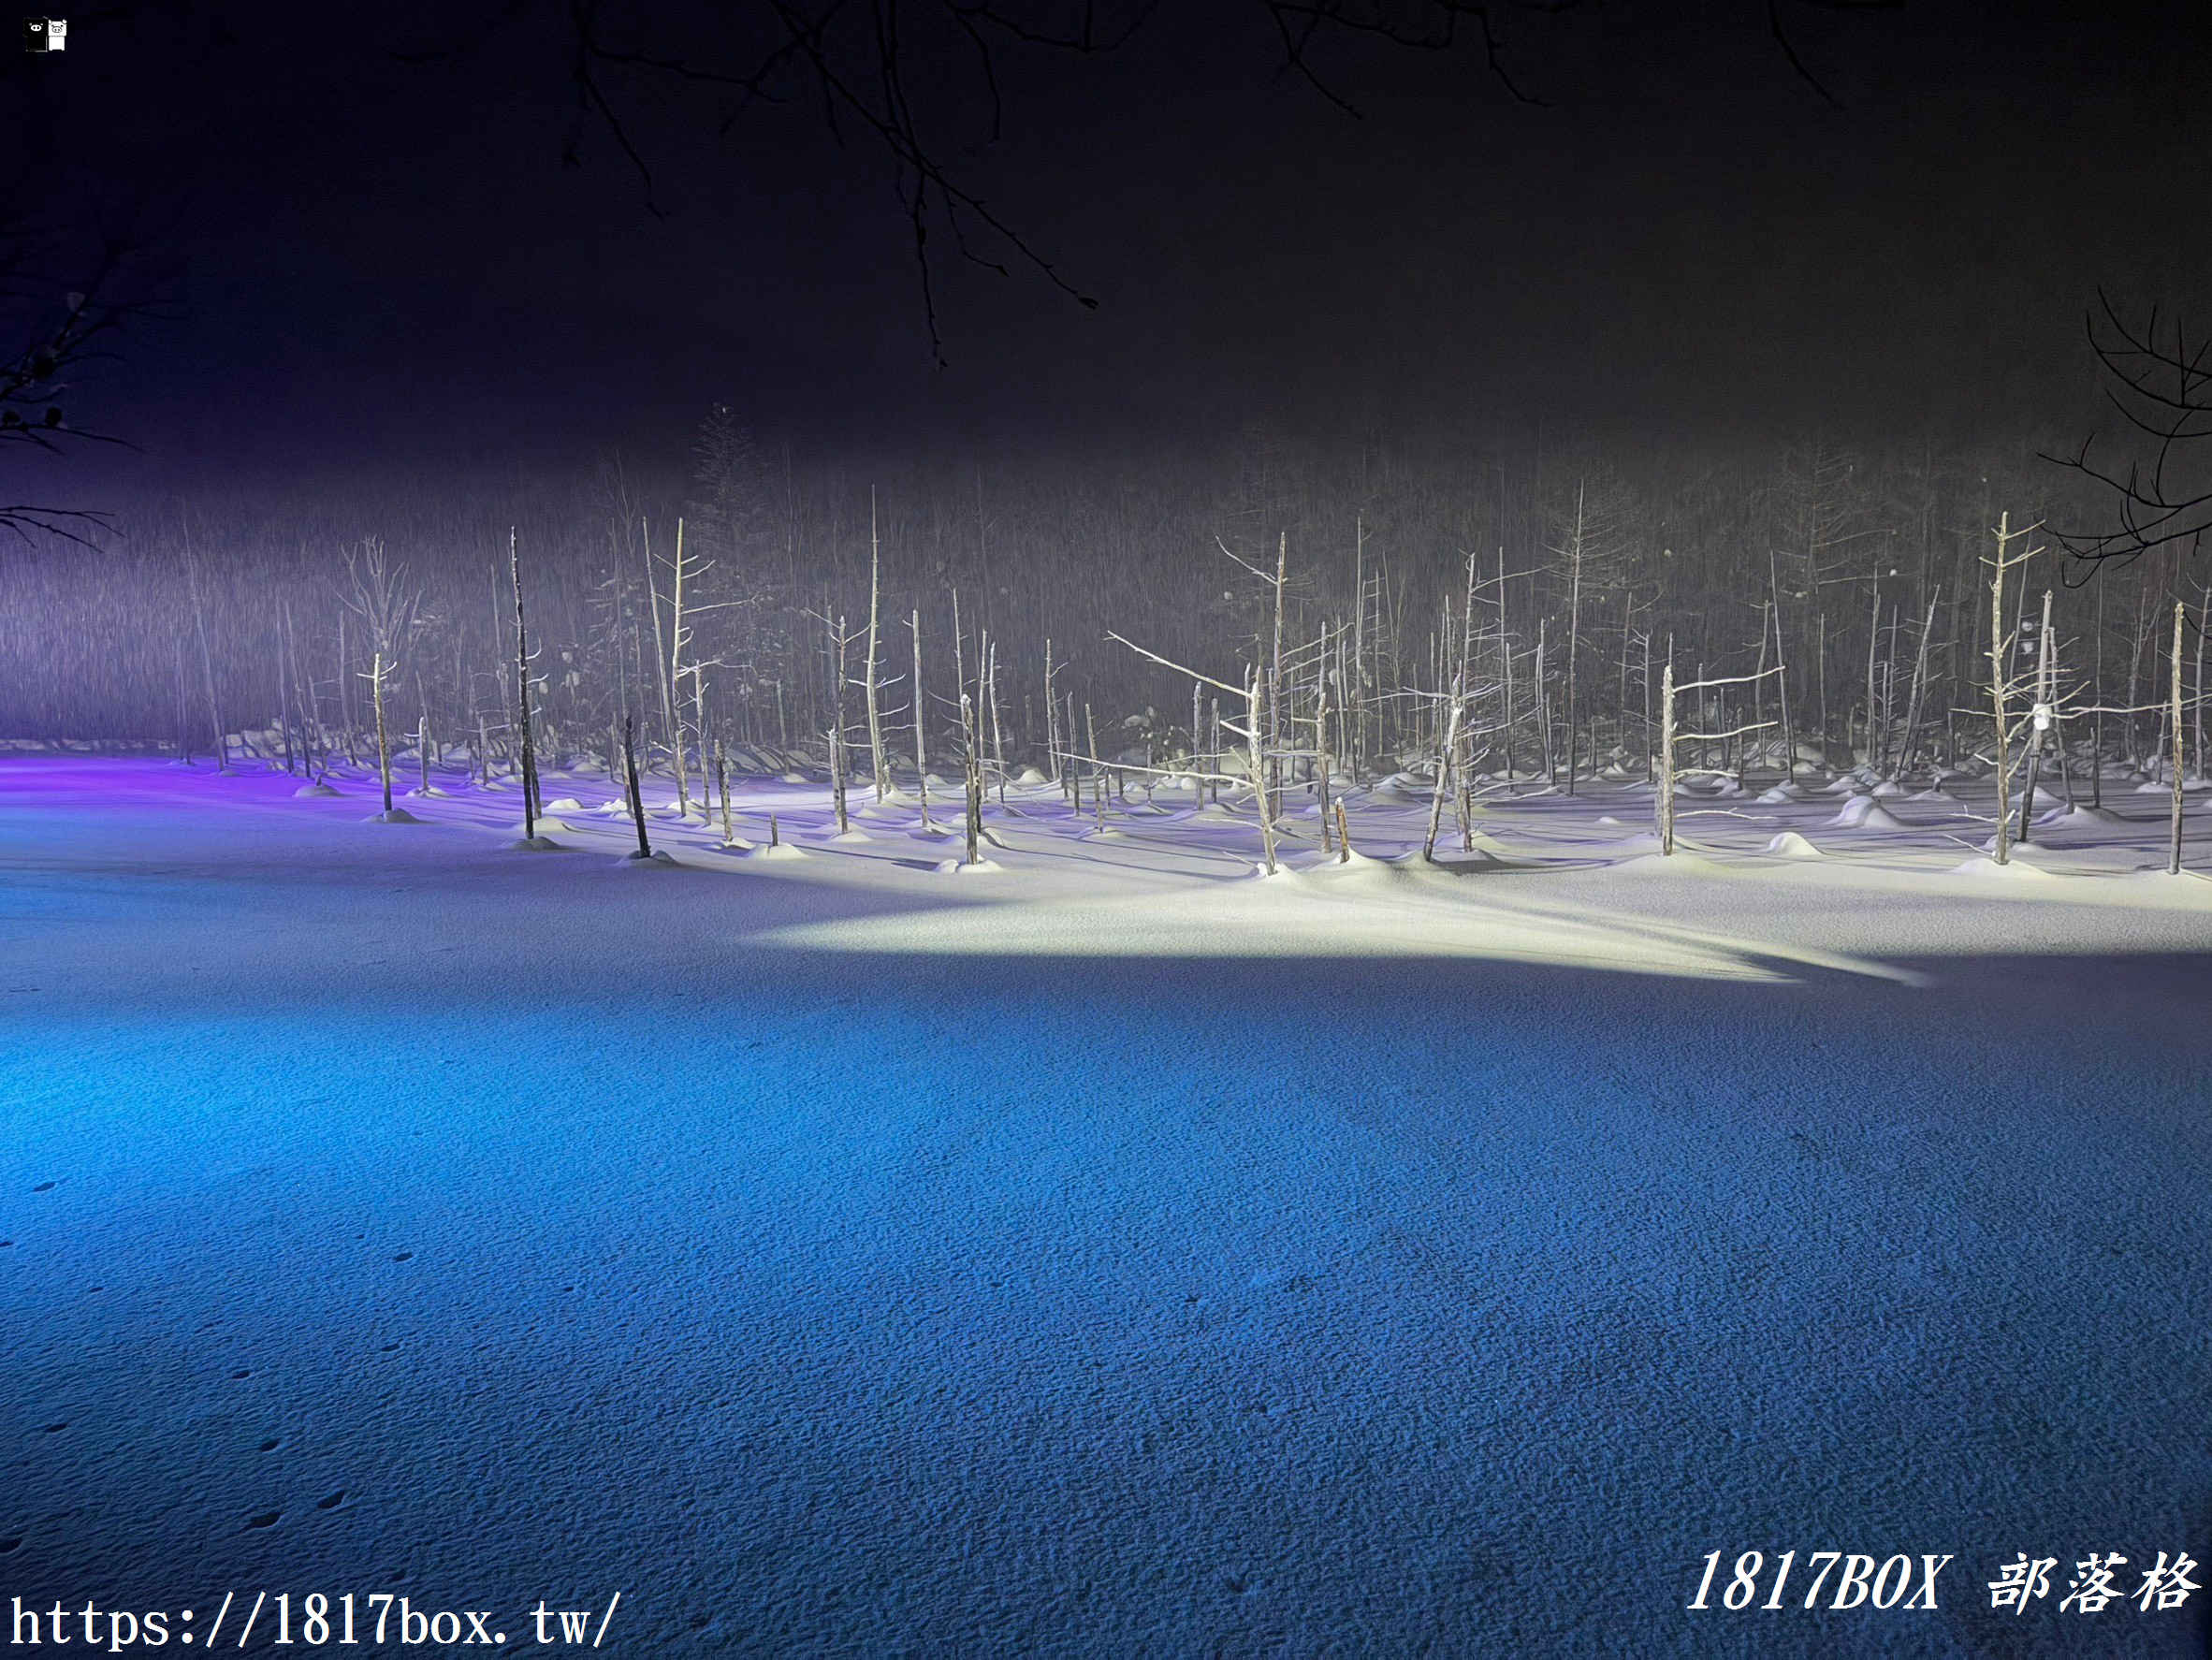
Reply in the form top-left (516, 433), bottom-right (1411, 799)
top-left (3, 760), bottom-right (2209, 1654)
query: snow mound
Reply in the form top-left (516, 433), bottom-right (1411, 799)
top-left (823, 828), bottom-right (874, 844)
top-left (1304, 846), bottom-right (1390, 871)
top-left (1763, 831), bottom-right (1823, 857)
top-left (541, 796), bottom-right (587, 812)
top-left (294, 783), bottom-right (341, 798)
top-left (778, 771), bottom-right (810, 785)
top-left (618, 849), bottom-right (679, 866)
top-left (1615, 849), bottom-right (1724, 873)
top-left (367, 808), bottom-right (421, 824)
top-left (1014, 766), bottom-right (1052, 785)
top-left (506, 835), bottom-right (562, 852)
top-left (1754, 784), bottom-right (1805, 804)
top-left (528, 816), bottom-right (573, 834)
top-left (1948, 856), bottom-right (2055, 881)
top-left (748, 842), bottom-right (808, 861)
top-left (2038, 806), bottom-right (2120, 828)
top-left (1828, 795), bottom-right (1908, 831)
top-left (934, 857), bottom-right (1004, 873)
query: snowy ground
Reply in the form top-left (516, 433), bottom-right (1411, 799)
top-left (3, 755), bottom-right (2209, 1655)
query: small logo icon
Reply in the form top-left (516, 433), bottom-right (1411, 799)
top-left (23, 16), bottom-right (65, 51)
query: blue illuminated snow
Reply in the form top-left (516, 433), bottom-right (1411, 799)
top-left (2, 761), bottom-right (2208, 1655)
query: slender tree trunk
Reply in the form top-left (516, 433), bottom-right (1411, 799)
top-left (1988, 514), bottom-right (2016, 866)
top-left (865, 494), bottom-right (889, 800)
top-left (1897, 591), bottom-right (1938, 780)
top-left (2171, 600), bottom-right (2187, 876)
top-left (986, 639), bottom-right (1006, 803)
top-left (1043, 637), bottom-right (1059, 783)
top-left (2196, 586), bottom-right (2208, 786)
top-left (644, 517), bottom-right (676, 784)
top-left (669, 517), bottom-right (691, 815)
top-left (337, 613), bottom-right (356, 765)
top-left (1248, 665), bottom-right (1278, 875)
top-left (2091, 576), bottom-right (2106, 808)
top-left (1769, 554), bottom-right (1795, 784)
top-left (511, 528), bottom-right (540, 840)
top-left (718, 737), bottom-right (735, 845)
top-left (371, 651), bottom-right (393, 814)
top-left (184, 542), bottom-right (226, 771)
top-left (1864, 576), bottom-right (1883, 772)
top-left (276, 626), bottom-right (297, 775)
top-left (1269, 531), bottom-right (1287, 823)
top-left (1564, 482), bottom-right (1584, 794)
top-left (2016, 590), bottom-right (2055, 845)
top-left (961, 692), bottom-right (982, 865)
top-left (910, 608), bottom-right (932, 828)
top-left (1424, 673), bottom-right (1464, 862)
top-left (622, 714), bottom-right (651, 857)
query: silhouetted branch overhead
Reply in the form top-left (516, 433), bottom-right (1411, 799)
top-left (404, 2), bottom-right (1890, 365)
top-left (2046, 290), bottom-right (2212, 566)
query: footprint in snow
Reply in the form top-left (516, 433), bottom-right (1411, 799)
top-left (0, 1538), bottom-right (19, 1554)
top-left (245, 1512), bottom-right (281, 1530)
top-left (391, 1251), bottom-right (413, 1262)
top-left (31, 1182), bottom-right (53, 1193)
top-left (316, 1492), bottom-right (344, 1510)
top-left (259, 1438), bottom-right (281, 1452)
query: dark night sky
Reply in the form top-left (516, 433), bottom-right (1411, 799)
top-left (7, 1), bottom-right (2208, 488)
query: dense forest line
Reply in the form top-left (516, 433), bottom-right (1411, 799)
top-left (2, 417), bottom-right (2200, 820)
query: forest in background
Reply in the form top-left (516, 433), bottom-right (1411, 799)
top-left (1, 415), bottom-right (2198, 811)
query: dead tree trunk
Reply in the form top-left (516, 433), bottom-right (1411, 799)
top-left (910, 607), bottom-right (933, 830)
top-left (184, 542), bottom-right (227, 771)
top-left (717, 737), bottom-right (735, 845)
top-left (370, 651), bottom-right (393, 813)
top-left (865, 496), bottom-right (889, 801)
top-left (2171, 600), bottom-right (2187, 876)
top-left (511, 528), bottom-right (540, 841)
top-left (1423, 672), bottom-right (1465, 863)
top-left (2016, 589), bottom-right (2057, 845)
top-left (961, 692), bottom-right (983, 865)
top-left (622, 714), bottom-right (652, 858)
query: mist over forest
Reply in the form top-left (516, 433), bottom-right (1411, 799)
top-left (3, 412), bottom-right (2161, 796)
